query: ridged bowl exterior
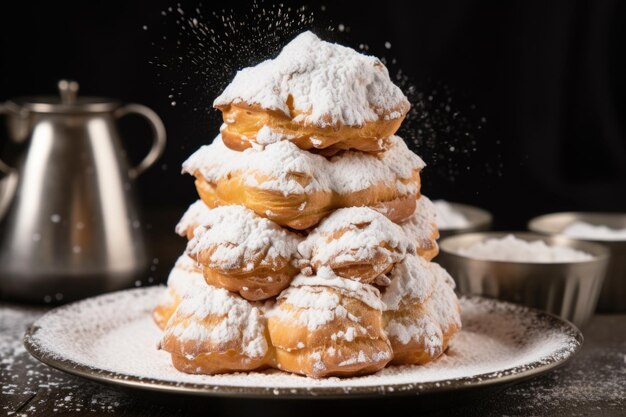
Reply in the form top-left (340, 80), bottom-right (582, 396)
top-left (529, 212), bottom-right (626, 313)
top-left (438, 232), bottom-right (609, 327)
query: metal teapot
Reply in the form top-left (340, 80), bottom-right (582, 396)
top-left (0, 80), bottom-right (166, 302)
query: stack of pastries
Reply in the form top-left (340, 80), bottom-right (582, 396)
top-left (155, 31), bottom-right (461, 378)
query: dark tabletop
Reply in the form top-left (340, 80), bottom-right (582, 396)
top-left (1, 302), bottom-right (625, 417)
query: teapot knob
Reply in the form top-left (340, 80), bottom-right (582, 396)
top-left (58, 80), bottom-right (79, 104)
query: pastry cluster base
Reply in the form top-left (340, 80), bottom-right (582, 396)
top-left (154, 196), bottom-right (460, 378)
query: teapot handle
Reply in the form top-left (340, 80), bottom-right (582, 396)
top-left (114, 104), bottom-right (166, 179)
top-left (0, 103), bottom-right (18, 220)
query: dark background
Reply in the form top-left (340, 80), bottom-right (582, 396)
top-left (1, 0), bottom-right (625, 242)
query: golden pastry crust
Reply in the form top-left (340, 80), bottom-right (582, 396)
top-left (194, 175), bottom-right (334, 230)
top-left (169, 350), bottom-right (270, 375)
top-left (401, 195), bottom-right (440, 261)
top-left (298, 207), bottom-right (415, 284)
top-left (384, 304), bottom-right (460, 365)
top-left (382, 261), bottom-right (461, 366)
top-left (186, 205), bottom-right (302, 301)
top-left (175, 200), bottom-right (212, 240)
top-left (160, 284), bottom-right (272, 374)
top-left (218, 103), bottom-right (407, 155)
top-left (267, 276), bottom-right (392, 378)
top-left (213, 31), bottom-right (410, 155)
top-left (153, 255), bottom-right (205, 330)
top-left (153, 290), bottom-right (181, 330)
top-left (201, 262), bottom-right (299, 301)
top-left (193, 172), bottom-right (420, 230)
top-left (415, 233), bottom-right (439, 261)
top-left (183, 135), bottom-right (424, 230)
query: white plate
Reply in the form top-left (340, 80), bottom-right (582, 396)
top-left (24, 287), bottom-right (582, 398)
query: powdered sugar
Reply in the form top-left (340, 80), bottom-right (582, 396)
top-left (563, 221), bottom-right (626, 241)
top-left (25, 287), bottom-right (581, 393)
top-left (383, 257), bottom-right (460, 355)
top-left (288, 268), bottom-right (385, 311)
top-left (457, 234), bottom-right (593, 263)
top-left (172, 252), bottom-right (201, 271)
top-left (269, 285), bottom-right (341, 330)
top-left (276, 284), bottom-right (340, 311)
top-left (433, 200), bottom-right (470, 230)
top-left (214, 31), bottom-right (409, 128)
top-left (186, 205), bottom-right (301, 270)
top-left (381, 254), bottom-right (438, 310)
top-left (157, 254), bottom-right (205, 310)
top-left (175, 200), bottom-right (212, 237)
top-left (298, 207), bottom-right (414, 269)
top-left (182, 135), bottom-right (424, 196)
top-left (162, 284), bottom-right (268, 358)
top-left (255, 125), bottom-right (296, 146)
top-left (401, 195), bottom-right (439, 246)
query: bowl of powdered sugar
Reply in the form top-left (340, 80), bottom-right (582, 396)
top-left (437, 232), bottom-right (609, 327)
top-left (529, 212), bottom-right (626, 312)
top-left (433, 200), bottom-right (492, 238)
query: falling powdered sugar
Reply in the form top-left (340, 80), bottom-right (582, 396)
top-left (214, 31), bottom-right (409, 127)
top-left (25, 287), bottom-right (581, 391)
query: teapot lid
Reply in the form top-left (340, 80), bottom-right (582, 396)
top-left (9, 80), bottom-right (120, 114)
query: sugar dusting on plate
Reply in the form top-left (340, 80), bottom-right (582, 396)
top-left (457, 234), bottom-right (593, 263)
top-left (26, 287), bottom-right (580, 393)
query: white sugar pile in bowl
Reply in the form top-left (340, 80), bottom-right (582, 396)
top-left (431, 200), bottom-right (492, 238)
top-left (433, 200), bottom-right (470, 230)
top-left (457, 234), bottom-right (593, 263)
top-left (563, 221), bottom-right (626, 241)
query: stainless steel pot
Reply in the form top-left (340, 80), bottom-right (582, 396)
top-left (0, 80), bottom-right (166, 301)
